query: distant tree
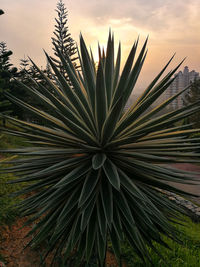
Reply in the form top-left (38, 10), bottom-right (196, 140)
top-left (0, 11), bottom-right (14, 125)
top-left (0, 46), bottom-right (33, 122)
top-left (0, 42), bottom-right (18, 124)
top-left (183, 79), bottom-right (200, 128)
top-left (19, 57), bottom-right (49, 85)
top-left (16, 57), bottom-right (48, 121)
top-left (0, 42), bottom-right (13, 70)
top-left (51, 0), bottom-right (79, 77)
top-left (44, 61), bottom-right (52, 79)
top-left (20, 55), bottom-right (29, 71)
top-left (17, 56), bottom-right (31, 82)
top-left (0, 9), bottom-right (33, 122)
top-left (16, 58), bottom-right (55, 122)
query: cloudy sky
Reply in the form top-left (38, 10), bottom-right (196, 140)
top-left (1, 0), bottom-right (200, 92)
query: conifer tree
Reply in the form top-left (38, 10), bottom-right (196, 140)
top-left (51, 0), bottom-right (79, 77)
top-left (20, 56), bottom-right (29, 71)
top-left (0, 11), bottom-right (11, 124)
top-left (43, 61), bottom-right (52, 80)
top-left (18, 56), bottom-right (30, 82)
top-left (17, 57), bottom-right (48, 121)
top-left (0, 42), bottom-right (18, 124)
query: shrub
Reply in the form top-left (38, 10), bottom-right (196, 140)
top-left (1, 33), bottom-right (200, 266)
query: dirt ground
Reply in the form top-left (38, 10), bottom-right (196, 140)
top-left (0, 217), bottom-right (44, 267)
top-left (0, 217), bottom-right (126, 267)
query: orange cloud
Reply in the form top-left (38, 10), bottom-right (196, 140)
top-left (0, 0), bottom-right (199, 93)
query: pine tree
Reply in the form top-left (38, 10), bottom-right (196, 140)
top-left (0, 42), bottom-right (13, 70)
top-left (0, 42), bottom-right (16, 107)
top-left (0, 11), bottom-right (11, 125)
top-left (43, 60), bottom-right (52, 79)
top-left (0, 42), bottom-right (18, 124)
top-left (51, 0), bottom-right (79, 77)
top-left (18, 55), bottom-right (31, 82)
top-left (20, 56), bottom-right (29, 71)
top-left (17, 57), bottom-right (46, 121)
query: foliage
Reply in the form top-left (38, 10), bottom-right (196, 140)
top-left (18, 56), bottom-right (31, 83)
top-left (0, 133), bottom-right (29, 227)
top-left (0, 42), bottom-right (18, 119)
top-left (14, 56), bottom-right (54, 121)
top-left (16, 56), bottom-right (47, 120)
top-left (0, 132), bottom-right (27, 150)
top-left (51, 0), bottom-right (79, 77)
top-left (1, 33), bottom-right (200, 266)
top-left (183, 79), bottom-right (200, 128)
top-left (120, 215), bottom-right (200, 266)
top-left (0, 10), bottom-right (25, 121)
top-left (0, 166), bottom-right (20, 225)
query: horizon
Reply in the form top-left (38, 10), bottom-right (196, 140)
top-left (1, 0), bottom-right (200, 94)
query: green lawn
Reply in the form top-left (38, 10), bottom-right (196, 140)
top-left (0, 133), bottom-right (27, 225)
top-left (0, 164), bottom-right (21, 225)
top-left (118, 215), bottom-right (200, 267)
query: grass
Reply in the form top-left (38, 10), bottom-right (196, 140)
top-left (0, 164), bottom-right (21, 225)
top-left (0, 132), bottom-right (28, 226)
top-left (0, 133), bottom-right (28, 150)
top-left (0, 132), bottom-right (27, 261)
top-left (120, 215), bottom-right (200, 267)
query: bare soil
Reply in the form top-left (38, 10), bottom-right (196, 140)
top-left (0, 217), bottom-right (44, 267)
top-left (0, 217), bottom-right (126, 267)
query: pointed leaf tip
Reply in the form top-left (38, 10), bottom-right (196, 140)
top-left (103, 159), bottom-right (120, 190)
top-left (92, 153), bottom-right (107, 170)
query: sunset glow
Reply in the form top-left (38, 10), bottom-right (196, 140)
top-left (1, 0), bottom-right (200, 92)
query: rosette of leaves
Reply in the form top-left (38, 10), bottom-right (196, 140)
top-left (1, 33), bottom-right (200, 266)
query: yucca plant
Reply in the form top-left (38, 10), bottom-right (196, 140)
top-left (1, 32), bottom-right (200, 266)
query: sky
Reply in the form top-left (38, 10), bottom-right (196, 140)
top-left (1, 0), bottom-right (200, 93)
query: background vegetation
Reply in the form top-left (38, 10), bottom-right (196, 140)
top-left (120, 215), bottom-right (200, 267)
top-left (0, 133), bottom-right (27, 225)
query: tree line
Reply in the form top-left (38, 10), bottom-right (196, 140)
top-left (0, 0), bottom-right (79, 124)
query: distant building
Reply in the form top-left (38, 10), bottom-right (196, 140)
top-left (165, 66), bottom-right (199, 109)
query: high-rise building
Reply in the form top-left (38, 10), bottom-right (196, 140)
top-left (165, 66), bottom-right (199, 109)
